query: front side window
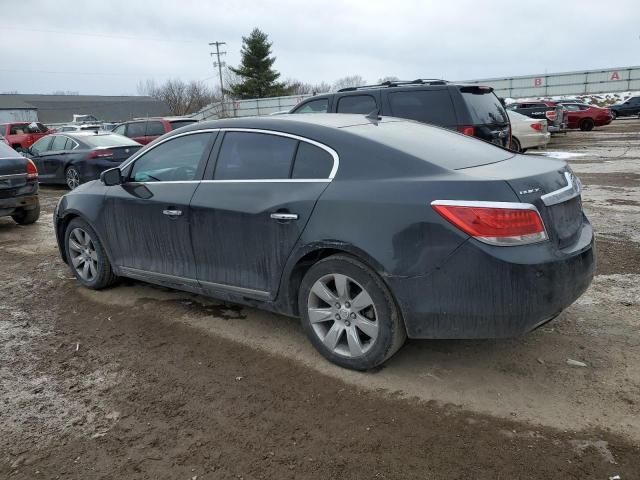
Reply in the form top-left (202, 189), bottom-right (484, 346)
top-left (50, 135), bottom-right (69, 151)
top-left (336, 95), bottom-right (377, 114)
top-left (294, 99), bottom-right (329, 114)
top-left (130, 133), bottom-right (211, 182)
top-left (10, 124), bottom-right (28, 135)
top-left (30, 136), bottom-right (52, 155)
top-left (126, 122), bottom-right (146, 138)
top-left (214, 132), bottom-right (297, 180)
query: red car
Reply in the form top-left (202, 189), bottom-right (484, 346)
top-left (0, 122), bottom-right (52, 152)
top-left (556, 102), bottom-right (613, 131)
top-left (111, 117), bottom-right (198, 145)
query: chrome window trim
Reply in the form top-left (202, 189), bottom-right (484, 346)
top-left (540, 171), bottom-right (582, 206)
top-left (117, 127), bottom-right (340, 182)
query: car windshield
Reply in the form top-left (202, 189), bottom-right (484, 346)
top-left (81, 134), bottom-right (140, 147)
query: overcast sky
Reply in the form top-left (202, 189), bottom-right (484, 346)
top-left (1, 0), bottom-right (639, 96)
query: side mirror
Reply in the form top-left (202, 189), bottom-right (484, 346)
top-left (101, 168), bottom-right (123, 186)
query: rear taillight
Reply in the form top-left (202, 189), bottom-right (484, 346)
top-left (86, 149), bottom-right (113, 159)
top-left (431, 200), bottom-right (548, 246)
top-left (530, 123), bottom-right (543, 131)
top-left (545, 110), bottom-right (556, 122)
top-left (26, 159), bottom-right (38, 180)
top-left (457, 125), bottom-right (475, 136)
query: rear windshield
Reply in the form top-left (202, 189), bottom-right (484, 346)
top-left (170, 120), bottom-right (198, 130)
top-left (82, 134), bottom-right (140, 148)
top-left (0, 141), bottom-right (20, 158)
top-left (345, 120), bottom-right (513, 170)
top-left (461, 89), bottom-right (508, 125)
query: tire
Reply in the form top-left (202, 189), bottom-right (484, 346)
top-left (579, 118), bottom-right (594, 131)
top-left (65, 165), bottom-right (81, 190)
top-left (610, 111), bottom-right (617, 120)
top-left (511, 137), bottom-right (522, 153)
top-left (298, 254), bottom-right (406, 370)
top-left (64, 217), bottom-right (118, 289)
top-left (11, 202), bottom-right (40, 225)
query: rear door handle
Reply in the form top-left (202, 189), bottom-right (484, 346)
top-left (270, 212), bottom-right (299, 221)
top-left (162, 209), bottom-right (183, 216)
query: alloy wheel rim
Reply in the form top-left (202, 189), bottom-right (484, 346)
top-left (68, 228), bottom-right (98, 282)
top-left (66, 168), bottom-right (79, 189)
top-left (307, 273), bottom-right (379, 358)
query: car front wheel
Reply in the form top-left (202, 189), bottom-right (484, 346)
top-left (65, 218), bottom-right (118, 289)
top-left (298, 254), bottom-right (406, 370)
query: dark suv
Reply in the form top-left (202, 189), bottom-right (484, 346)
top-left (290, 80), bottom-right (511, 148)
top-left (609, 96), bottom-right (640, 118)
top-left (112, 117), bottom-right (198, 145)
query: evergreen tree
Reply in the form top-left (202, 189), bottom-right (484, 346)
top-left (227, 28), bottom-right (290, 99)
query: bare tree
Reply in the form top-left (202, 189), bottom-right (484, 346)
top-left (138, 79), bottom-right (218, 115)
top-left (284, 79), bottom-right (332, 95)
top-left (331, 75), bottom-right (366, 92)
top-left (377, 76), bottom-right (400, 84)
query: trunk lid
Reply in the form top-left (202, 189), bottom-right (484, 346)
top-left (459, 155), bottom-right (584, 249)
top-left (95, 145), bottom-right (142, 163)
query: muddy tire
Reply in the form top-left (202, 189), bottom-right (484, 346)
top-left (579, 118), bottom-right (594, 131)
top-left (511, 137), bottom-right (522, 153)
top-left (298, 254), bottom-right (406, 371)
top-left (65, 217), bottom-right (118, 289)
top-left (11, 202), bottom-right (40, 225)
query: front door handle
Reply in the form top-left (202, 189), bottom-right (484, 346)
top-left (162, 209), bottom-right (183, 216)
top-left (270, 212), bottom-right (299, 221)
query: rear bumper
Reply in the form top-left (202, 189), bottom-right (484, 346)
top-left (388, 220), bottom-right (595, 339)
top-left (519, 132), bottom-right (551, 150)
top-left (0, 193), bottom-right (39, 216)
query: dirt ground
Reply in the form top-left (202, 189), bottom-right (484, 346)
top-left (1, 120), bottom-right (640, 479)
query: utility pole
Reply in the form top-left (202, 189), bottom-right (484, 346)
top-left (209, 41), bottom-right (226, 117)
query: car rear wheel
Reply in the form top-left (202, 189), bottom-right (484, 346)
top-left (11, 202), bottom-right (40, 225)
top-left (65, 218), bottom-right (117, 289)
top-left (65, 166), bottom-right (81, 190)
top-left (610, 111), bottom-right (617, 120)
top-left (579, 118), bottom-right (594, 131)
top-left (511, 137), bottom-right (522, 153)
top-left (298, 254), bottom-right (406, 370)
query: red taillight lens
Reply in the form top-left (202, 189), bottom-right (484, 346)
top-left (530, 122), bottom-right (543, 131)
top-left (86, 149), bottom-right (113, 159)
top-left (545, 110), bottom-right (556, 122)
top-left (26, 159), bottom-right (38, 180)
top-left (431, 201), bottom-right (547, 246)
top-left (457, 125), bottom-right (475, 136)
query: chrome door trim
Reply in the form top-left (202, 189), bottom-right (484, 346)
top-left (540, 171), bottom-right (582, 206)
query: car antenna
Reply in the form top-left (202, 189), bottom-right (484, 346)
top-left (365, 108), bottom-right (382, 123)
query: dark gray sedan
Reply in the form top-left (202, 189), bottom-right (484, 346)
top-left (53, 114), bottom-right (595, 370)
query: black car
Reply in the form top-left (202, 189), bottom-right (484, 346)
top-left (53, 114), bottom-right (595, 370)
top-left (290, 80), bottom-right (512, 148)
top-left (0, 141), bottom-right (40, 225)
top-left (25, 132), bottom-right (142, 189)
top-left (609, 96), bottom-right (640, 118)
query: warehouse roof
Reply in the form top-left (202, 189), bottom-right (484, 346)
top-left (0, 94), bottom-right (170, 123)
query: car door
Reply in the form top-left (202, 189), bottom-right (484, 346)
top-left (189, 130), bottom-right (336, 299)
top-left (43, 135), bottom-right (72, 181)
top-left (27, 136), bottom-right (54, 180)
top-left (101, 130), bottom-right (217, 284)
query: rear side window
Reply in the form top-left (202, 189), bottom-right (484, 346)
top-left (146, 121), bottom-right (165, 136)
top-left (294, 99), bottom-right (328, 114)
top-left (64, 138), bottom-right (78, 150)
top-left (51, 136), bottom-right (68, 151)
top-left (127, 122), bottom-right (146, 137)
top-left (215, 132), bottom-right (297, 180)
top-left (388, 90), bottom-right (456, 125)
top-left (337, 95), bottom-right (377, 114)
top-left (9, 124), bottom-right (27, 135)
top-left (292, 142), bottom-right (333, 179)
top-left (461, 90), bottom-right (508, 125)
top-left (169, 120), bottom-right (198, 130)
top-left (130, 133), bottom-right (211, 182)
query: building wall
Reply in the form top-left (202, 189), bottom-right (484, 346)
top-left (0, 109), bottom-right (38, 123)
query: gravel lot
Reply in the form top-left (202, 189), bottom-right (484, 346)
top-left (1, 120), bottom-right (639, 479)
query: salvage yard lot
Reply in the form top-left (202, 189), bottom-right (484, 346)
top-left (1, 120), bottom-right (639, 478)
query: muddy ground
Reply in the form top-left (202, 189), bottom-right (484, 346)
top-left (1, 120), bottom-right (639, 479)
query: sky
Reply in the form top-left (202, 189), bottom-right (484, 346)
top-left (1, 0), bottom-right (639, 96)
